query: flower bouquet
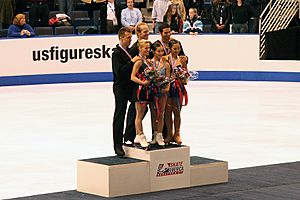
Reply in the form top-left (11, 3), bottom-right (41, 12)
top-left (173, 66), bottom-right (190, 84)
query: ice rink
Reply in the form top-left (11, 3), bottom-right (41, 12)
top-left (1, 81), bottom-right (300, 199)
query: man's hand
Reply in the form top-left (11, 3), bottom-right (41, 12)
top-left (131, 55), bottom-right (141, 63)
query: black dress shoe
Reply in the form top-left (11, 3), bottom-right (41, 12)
top-left (114, 144), bottom-right (125, 157)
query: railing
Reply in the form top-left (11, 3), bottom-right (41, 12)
top-left (259, 0), bottom-right (300, 59)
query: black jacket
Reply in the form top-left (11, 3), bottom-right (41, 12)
top-left (112, 44), bottom-right (134, 90)
top-left (210, 1), bottom-right (231, 33)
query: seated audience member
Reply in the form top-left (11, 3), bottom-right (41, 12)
top-left (29, 0), bottom-right (49, 27)
top-left (183, 8), bottom-right (203, 34)
top-left (7, 13), bottom-right (35, 38)
top-left (163, 3), bottom-right (183, 33)
top-left (100, 0), bottom-right (121, 34)
top-left (121, 0), bottom-right (142, 32)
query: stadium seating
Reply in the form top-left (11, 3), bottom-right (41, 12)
top-left (54, 26), bottom-right (74, 35)
top-left (34, 27), bottom-right (54, 36)
top-left (0, 29), bottom-right (8, 37)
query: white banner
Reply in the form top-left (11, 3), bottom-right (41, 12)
top-left (0, 34), bottom-right (299, 77)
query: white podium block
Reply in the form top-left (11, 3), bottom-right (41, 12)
top-left (77, 156), bottom-right (150, 197)
top-left (123, 145), bottom-right (190, 192)
top-left (190, 156), bottom-right (228, 187)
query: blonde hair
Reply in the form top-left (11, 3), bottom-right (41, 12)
top-left (13, 14), bottom-right (26, 25)
top-left (135, 22), bottom-right (148, 34)
top-left (138, 39), bottom-right (150, 50)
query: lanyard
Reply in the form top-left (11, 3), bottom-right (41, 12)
top-left (139, 54), bottom-right (151, 68)
top-left (160, 39), bottom-right (170, 55)
top-left (108, 2), bottom-right (115, 13)
top-left (152, 58), bottom-right (161, 69)
top-left (119, 44), bottom-right (132, 59)
top-left (169, 55), bottom-right (179, 70)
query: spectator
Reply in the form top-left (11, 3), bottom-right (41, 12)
top-left (210, 0), bottom-right (231, 33)
top-left (100, 0), bottom-right (121, 34)
top-left (152, 0), bottom-right (171, 33)
top-left (81, 0), bottom-right (105, 20)
top-left (0, 0), bottom-right (16, 29)
top-left (163, 3), bottom-right (183, 33)
top-left (250, 0), bottom-right (267, 33)
top-left (29, 0), bottom-right (49, 27)
top-left (171, 0), bottom-right (186, 20)
top-left (7, 13), bottom-right (35, 37)
top-left (183, 7), bottom-right (203, 34)
top-left (121, 0), bottom-right (142, 32)
top-left (15, 0), bottom-right (28, 14)
top-left (58, 0), bottom-right (74, 15)
top-left (231, 0), bottom-right (252, 33)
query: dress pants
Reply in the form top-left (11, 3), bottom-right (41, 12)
top-left (58, 0), bottom-right (73, 15)
top-left (113, 84), bottom-right (136, 146)
top-left (85, 1), bottom-right (102, 20)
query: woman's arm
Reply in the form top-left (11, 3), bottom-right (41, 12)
top-left (25, 24), bottom-right (35, 37)
top-left (7, 25), bottom-right (22, 37)
top-left (131, 60), bottom-right (149, 85)
top-left (164, 62), bottom-right (171, 92)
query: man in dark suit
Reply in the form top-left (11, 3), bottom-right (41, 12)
top-left (112, 27), bottom-right (141, 156)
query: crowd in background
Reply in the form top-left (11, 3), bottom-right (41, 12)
top-left (0, 0), bottom-right (269, 37)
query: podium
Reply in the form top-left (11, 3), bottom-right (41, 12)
top-left (77, 145), bottom-right (228, 197)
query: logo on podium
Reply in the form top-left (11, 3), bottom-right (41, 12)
top-left (156, 161), bottom-right (184, 177)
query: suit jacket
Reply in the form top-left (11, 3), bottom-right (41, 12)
top-left (210, 1), bottom-right (231, 33)
top-left (112, 44), bottom-right (134, 91)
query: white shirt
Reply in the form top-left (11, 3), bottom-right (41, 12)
top-left (107, 2), bottom-right (118, 25)
top-left (121, 8), bottom-right (143, 27)
top-left (152, 0), bottom-right (171, 22)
